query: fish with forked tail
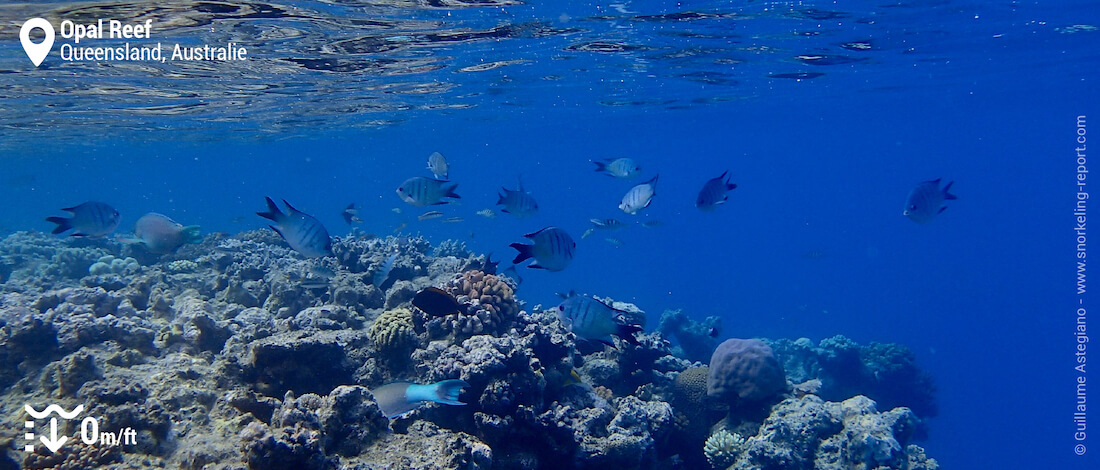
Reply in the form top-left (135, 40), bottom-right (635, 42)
top-left (619, 175), bottom-right (658, 214)
top-left (256, 197), bottom-right (332, 257)
top-left (696, 171), bottom-right (737, 211)
top-left (904, 178), bottom-right (957, 224)
top-left (46, 201), bottom-right (120, 237)
top-left (551, 291), bottom-right (642, 347)
top-left (510, 226), bottom-right (575, 271)
top-left (397, 177), bottom-right (460, 207)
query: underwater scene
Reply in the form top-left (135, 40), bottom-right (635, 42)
top-left (0, 0), bottom-right (1096, 469)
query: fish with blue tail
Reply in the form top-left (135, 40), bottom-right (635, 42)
top-left (551, 291), bottom-right (642, 347)
top-left (510, 226), bottom-right (575, 271)
top-left (497, 177), bottom-right (539, 217)
top-left (119, 212), bottom-right (201, 254)
top-left (696, 171), bottom-right (738, 211)
top-left (46, 201), bottom-right (120, 237)
top-left (619, 175), bottom-right (658, 214)
top-left (904, 178), bottom-right (957, 224)
top-left (427, 152), bottom-right (449, 180)
top-left (594, 157), bottom-right (641, 179)
top-left (397, 177), bottom-right (460, 207)
top-left (256, 197), bottom-right (332, 257)
top-left (371, 379), bottom-right (469, 419)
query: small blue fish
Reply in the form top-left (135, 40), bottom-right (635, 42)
top-left (256, 197), bottom-right (332, 257)
top-left (497, 177), bottom-right (539, 217)
top-left (342, 203), bottom-right (363, 225)
top-left (904, 178), bottom-right (957, 224)
top-left (696, 171), bottom-right (738, 211)
top-left (589, 218), bottom-right (625, 230)
top-left (396, 177), bottom-right (461, 207)
top-left (46, 201), bottom-right (120, 237)
top-left (552, 291), bottom-right (641, 347)
top-left (510, 226), bottom-right (575, 271)
top-left (619, 175), bottom-right (658, 215)
top-left (373, 252), bottom-right (399, 288)
top-left (371, 379), bottom-right (469, 419)
top-left (427, 152), bottom-right (449, 180)
top-left (594, 157), bottom-right (641, 179)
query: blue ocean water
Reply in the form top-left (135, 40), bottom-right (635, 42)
top-left (1, 0), bottom-right (1097, 468)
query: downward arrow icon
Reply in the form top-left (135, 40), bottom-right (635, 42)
top-left (40, 418), bottom-right (67, 453)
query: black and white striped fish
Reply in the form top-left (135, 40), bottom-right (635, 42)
top-left (427, 152), bottom-right (449, 180)
top-left (551, 291), bottom-right (641, 347)
top-left (497, 178), bottom-right (539, 217)
top-left (510, 226), bottom-right (575, 271)
top-left (904, 178), bottom-right (957, 224)
top-left (396, 177), bottom-right (460, 207)
top-left (46, 201), bottom-right (120, 237)
top-left (594, 157), bottom-right (641, 179)
top-left (619, 175), bottom-right (658, 214)
top-left (696, 171), bottom-right (738, 211)
top-left (256, 197), bottom-right (332, 257)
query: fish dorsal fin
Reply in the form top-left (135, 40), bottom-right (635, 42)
top-left (523, 227), bottom-right (551, 239)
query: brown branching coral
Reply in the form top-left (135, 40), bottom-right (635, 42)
top-left (416, 270), bottom-right (520, 340)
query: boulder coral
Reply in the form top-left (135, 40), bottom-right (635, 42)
top-left (367, 307), bottom-right (418, 366)
top-left (708, 338), bottom-right (787, 405)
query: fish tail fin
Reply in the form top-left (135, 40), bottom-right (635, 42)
top-left (445, 183), bottom-right (461, 200)
top-left (256, 197), bottom-right (283, 222)
top-left (497, 192), bottom-right (506, 205)
top-left (281, 199), bottom-right (302, 215)
top-left (593, 160), bottom-right (609, 173)
top-left (614, 323), bottom-right (643, 346)
top-left (942, 181), bottom-right (958, 200)
top-left (45, 216), bottom-right (72, 235)
top-left (431, 379), bottom-right (469, 406)
top-left (510, 242), bottom-right (533, 264)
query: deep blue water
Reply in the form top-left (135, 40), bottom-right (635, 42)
top-left (2, 0), bottom-right (1098, 468)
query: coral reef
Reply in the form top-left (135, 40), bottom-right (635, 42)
top-left (714, 395), bottom-right (938, 470)
top-left (0, 230), bottom-right (938, 469)
top-left (769, 335), bottom-right (938, 417)
top-left (657, 308), bottom-right (720, 363)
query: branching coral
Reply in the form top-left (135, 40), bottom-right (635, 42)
top-left (416, 270), bottom-right (520, 340)
top-left (704, 429), bottom-right (745, 469)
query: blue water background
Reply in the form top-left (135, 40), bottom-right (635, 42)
top-left (2, 0), bottom-right (1098, 467)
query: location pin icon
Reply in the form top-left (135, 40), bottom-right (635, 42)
top-left (20, 18), bottom-right (55, 67)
